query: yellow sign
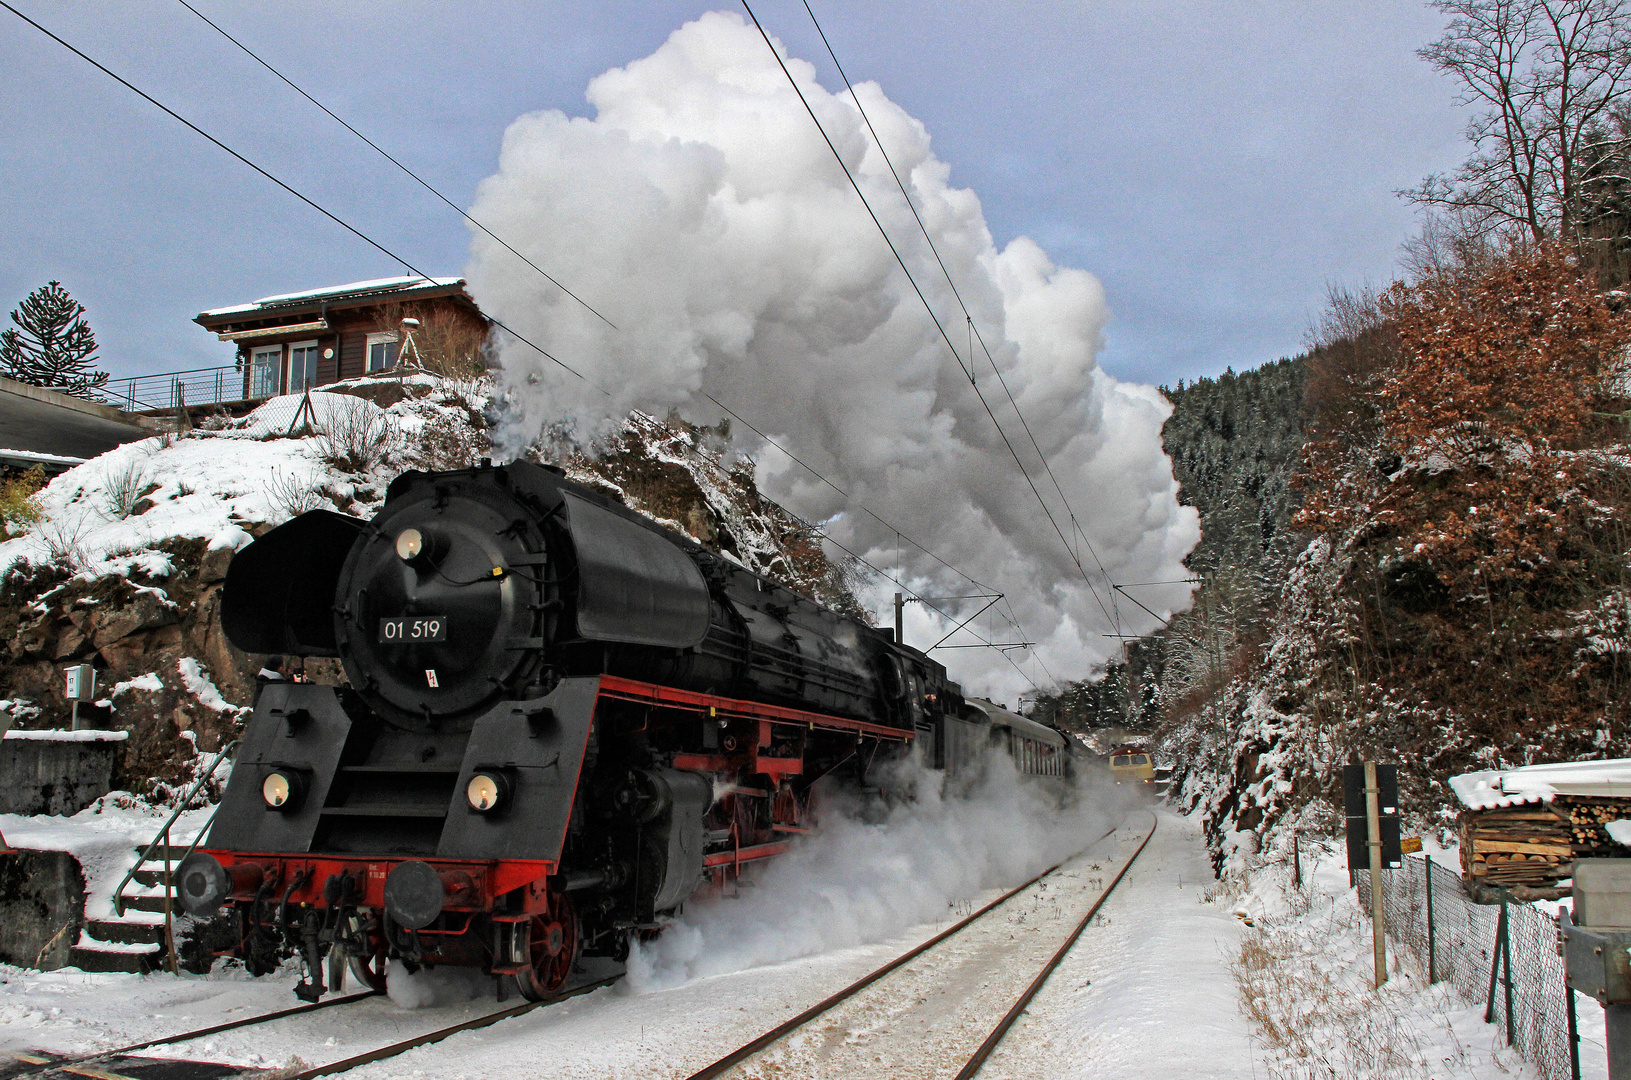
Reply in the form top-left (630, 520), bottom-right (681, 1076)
top-left (1401, 836), bottom-right (1423, 855)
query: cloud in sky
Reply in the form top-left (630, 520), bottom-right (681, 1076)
top-left (465, 10), bottom-right (1198, 698)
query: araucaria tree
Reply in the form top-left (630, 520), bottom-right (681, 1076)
top-left (0, 281), bottom-right (108, 397)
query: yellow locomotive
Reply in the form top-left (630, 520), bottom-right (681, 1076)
top-left (1109, 744), bottom-right (1156, 788)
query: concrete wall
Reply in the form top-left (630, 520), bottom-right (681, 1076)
top-left (0, 739), bottom-right (117, 815)
top-left (0, 849), bottom-right (84, 970)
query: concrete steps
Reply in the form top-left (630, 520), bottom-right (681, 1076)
top-left (73, 846), bottom-right (179, 973)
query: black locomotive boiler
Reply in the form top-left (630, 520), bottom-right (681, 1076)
top-left (176, 460), bottom-right (1079, 999)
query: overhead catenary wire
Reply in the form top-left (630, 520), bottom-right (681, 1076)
top-left (0, 0), bottom-right (598, 397)
top-left (739, 0), bottom-right (1130, 640)
top-left (172, 0), bottom-right (617, 331)
top-left (5, 0), bottom-right (1049, 684)
top-left (797, 0), bottom-right (1137, 638)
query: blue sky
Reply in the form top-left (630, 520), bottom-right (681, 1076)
top-left (0, 1), bottom-right (1463, 387)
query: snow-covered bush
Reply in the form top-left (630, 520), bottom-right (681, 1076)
top-left (314, 395), bottom-right (399, 473)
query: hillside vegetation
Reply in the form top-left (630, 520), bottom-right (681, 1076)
top-left (1157, 245), bottom-right (1631, 867)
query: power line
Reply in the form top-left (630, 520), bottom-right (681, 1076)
top-left (0, 0), bottom-right (596, 396)
top-left (739, 0), bottom-right (1130, 639)
top-left (794, 0), bottom-right (1085, 664)
top-left (797, 0), bottom-right (1133, 636)
top-left (163, 0), bottom-right (1050, 662)
top-left (173, 0), bottom-right (617, 331)
top-left (5, 0), bottom-right (1054, 685)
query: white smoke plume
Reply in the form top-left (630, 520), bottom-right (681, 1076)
top-left (465, 11), bottom-right (1199, 697)
top-left (623, 758), bottom-right (1131, 993)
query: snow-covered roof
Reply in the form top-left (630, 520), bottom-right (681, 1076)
top-left (1450, 758), bottom-right (1631, 810)
top-left (199, 276), bottom-right (464, 317)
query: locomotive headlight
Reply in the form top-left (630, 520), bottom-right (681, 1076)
top-left (261, 769), bottom-right (307, 811)
top-left (466, 770), bottom-right (511, 813)
top-left (395, 528), bottom-right (425, 561)
top-left (262, 772), bottom-right (291, 807)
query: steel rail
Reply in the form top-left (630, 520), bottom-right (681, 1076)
top-left (955, 809), bottom-right (1160, 1078)
top-left (682, 821), bottom-right (1127, 1080)
top-left (279, 975), bottom-right (621, 1080)
top-left (5, 989), bottom-right (381, 1080)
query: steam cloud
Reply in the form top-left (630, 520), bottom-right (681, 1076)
top-left (624, 759), bottom-right (1128, 992)
top-left (465, 11), bottom-right (1199, 697)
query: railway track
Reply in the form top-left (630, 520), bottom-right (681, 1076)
top-left (684, 809), bottom-right (1160, 1080)
top-left (277, 974), bottom-right (618, 1080)
top-left (8, 814), bottom-right (1153, 1080)
top-left (3, 989), bottom-right (381, 1080)
top-left (3, 974), bottom-right (615, 1080)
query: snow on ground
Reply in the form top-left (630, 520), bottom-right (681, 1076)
top-left (0, 377), bottom-right (487, 583)
top-left (1, 800), bottom-right (214, 921)
top-left (980, 808), bottom-right (1261, 1078)
top-left (1212, 820), bottom-right (1543, 1080)
top-left (1, 802), bottom-right (1577, 1078)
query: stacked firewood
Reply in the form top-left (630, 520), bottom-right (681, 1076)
top-left (1460, 805), bottom-right (1576, 893)
top-left (1459, 796), bottom-right (1629, 898)
top-left (1561, 798), bottom-right (1625, 857)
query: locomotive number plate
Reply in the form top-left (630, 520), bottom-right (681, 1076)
top-left (378, 616), bottom-right (447, 643)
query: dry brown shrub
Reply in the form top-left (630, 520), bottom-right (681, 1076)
top-left (369, 300), bottom-right (490, 378)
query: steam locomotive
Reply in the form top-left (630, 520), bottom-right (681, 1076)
top-left (176, 460), bottom-right (1079, 1000)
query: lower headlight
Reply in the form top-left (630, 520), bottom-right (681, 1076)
top-left (466, 770), bottom-right (511, 813)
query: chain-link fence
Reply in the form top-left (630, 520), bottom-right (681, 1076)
top-left (1351, 854), bottom-right (1579, 1080)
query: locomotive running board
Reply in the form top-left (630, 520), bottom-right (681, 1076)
top-left (595, 675), bottom-right (916, 743)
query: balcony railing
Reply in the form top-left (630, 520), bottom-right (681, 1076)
top-left (98, 365), bottom-right (252, 413)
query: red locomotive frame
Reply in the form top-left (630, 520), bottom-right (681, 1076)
top-left (199, 675), bottom-right (914, 989)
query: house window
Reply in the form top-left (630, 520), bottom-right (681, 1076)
top-left (366, 331), bottom-right (400, 373)
top-left (289, 340), bottom-right (320, 393)
top-left (250, 345), bottom-right (282, 398)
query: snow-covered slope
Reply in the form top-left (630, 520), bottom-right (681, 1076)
top-left (0, 373), bottom-right (863, 796)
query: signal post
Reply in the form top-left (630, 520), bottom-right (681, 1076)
top-left (1345, 761), bottom-right (1402, 987)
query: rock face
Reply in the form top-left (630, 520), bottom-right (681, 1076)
top-left (0, 538), bottom-right (259, 792)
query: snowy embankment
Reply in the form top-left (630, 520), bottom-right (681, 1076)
top-left (1228, 837), bottom-right (1563, 1080)
top-left (0, 377), bottom-right (484, 582)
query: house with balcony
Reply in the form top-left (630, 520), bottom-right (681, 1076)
top-left (191, 276), bottom-right (489, 402)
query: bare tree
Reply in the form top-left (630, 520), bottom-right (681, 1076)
top-left (1408, 0), bottom-right (1631, 243)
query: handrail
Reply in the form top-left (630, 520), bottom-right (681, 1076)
top-left (114, 364), bottom-right (240, 379)
top-left (95, 365), bottom-right (253, 413)
top-left (114, 738), bottom-right (240, 918)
